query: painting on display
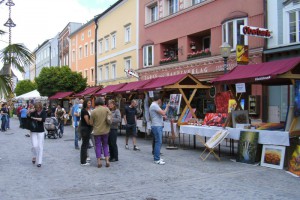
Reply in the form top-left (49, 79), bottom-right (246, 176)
top-left (232, 110), bottom-right (249, 128)
top-left (167, 94), bottom-right (182, 120)
top-left (215, 91), bottom-right (232, 113)
top-left (288, 145), bottom-right (300, 176)
top-left (294, 80), bottom-right (300, 117)
top-left (181, 108), bottom-right (196, 123)
top-left (203, 113), bottom-right (228, 127)
top-left (228, 99), bottom-right (245, 113)
top-left (236, 131), bottom-right (259, 164)
top-left (261, 145), bottom-right (285, 170)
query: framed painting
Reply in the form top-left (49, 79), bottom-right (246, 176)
top-left (236, 130), bottom-right (259, 164)
top-left (167, 94), bottom-right (182, 120)
top-left (261, 145), bottom-right (285, 170)
top-left (232, 110), bottom-right (249, 128)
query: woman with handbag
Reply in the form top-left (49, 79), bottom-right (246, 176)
top-left (29, 102), bottom-right (46, 167)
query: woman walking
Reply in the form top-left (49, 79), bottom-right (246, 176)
top-left (80, 99), bottom-right (93, 166)
top-left (29, 102), bottom-right (46, 167)
top-left (55, 105), bottom-right (66, 136)
top-left (108, 100), bottom-right (121, 162)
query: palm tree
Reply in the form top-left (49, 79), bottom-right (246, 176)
top-left (0, 30), bottom-right (34, 98)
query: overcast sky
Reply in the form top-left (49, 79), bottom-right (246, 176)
top-left (0, 0), bottom-right (118, 51)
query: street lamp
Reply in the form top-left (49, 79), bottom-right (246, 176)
top-left (220, 42), bottom-right (231, 91)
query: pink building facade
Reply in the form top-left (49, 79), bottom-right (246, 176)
top-left (138, 0), bottom-right (265, 83)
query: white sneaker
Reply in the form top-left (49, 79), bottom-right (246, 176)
top-left (125, 144), bottom-right (129, 149)
top-left (81, 163), bottom-right (90, 166)
top-left (154, 159), bottom-right (165, 165)
top-left (86, 157), bottom-right (91, 162)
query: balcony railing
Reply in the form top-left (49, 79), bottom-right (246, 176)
top-left (159, 57), bottom-right (178, 65)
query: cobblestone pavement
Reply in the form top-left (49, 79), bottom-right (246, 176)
top-left (0, 118), bottom-right (299, 200)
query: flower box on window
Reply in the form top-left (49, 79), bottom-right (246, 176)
top-left (187, 48), bottom-right (211, 59)
top-left (159, 57), bottom-right (178, 65)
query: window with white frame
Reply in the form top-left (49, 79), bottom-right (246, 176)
top-left (98, 39), bottom-right (103, 54)
top-left (81, 33), bottom-right (84, 41)
top-left (72, 50), bottom-right (76, 62)
top-left (125, 25), bottom-right (131, 43)
top-left (98, 66), bottom-right (103, 81)
top-left (105, 64), bottom-right (109, 80)
top-left (125, 58), bottom-right (131, 71)
top-left (222, 18), bottom-right (248, 50)
top-left (193, 0), bottom-right (206, 5)
top-left (143, 45), bottom-right (154, 67)
top-left (91, 68), bottom-right (94, 81)
top-left (88, 30), bottom-right (91, 38)
top-left (111, 63), bottom-right (116, 79)
top-left (288, 10), bottom-right (300, 43)
top-left (84, 44), bottom-right (88, 57)
top-left (148, 3), bottom-right (158, 23)
top-left (202, 36), bottom-right (210, 50)
top-left (85, 69), bottom-right (88, 79)
top-left (105, 37), bottom-right (109, 51)
top-left (111, 33), bottom-right (116, 49)
top-left (169, 0), bottom-right (179, 15)
top-left (90, 41), bottom-right (94, 55)
top-left (79, 47), bottom-right (82, 59)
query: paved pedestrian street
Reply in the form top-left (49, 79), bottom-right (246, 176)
top-left (0, 118), bottom-right (299, 200)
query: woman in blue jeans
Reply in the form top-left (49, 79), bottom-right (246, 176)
top-left (108, 100), bottom-right (121, 162)
top-left (1, 103), bottom-right (8, 132)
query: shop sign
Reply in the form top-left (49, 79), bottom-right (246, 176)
top-left (236, 45), bottom-right (249, 64)
top-left (235, 83), bottom-right (246, 93)
top-left (240, 25), bottom-right (271, 38)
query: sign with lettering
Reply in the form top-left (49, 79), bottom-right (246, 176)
top-left (235, 83), bottom-right (246, 93)
top-left (240, 25), bottom-right (271, 38)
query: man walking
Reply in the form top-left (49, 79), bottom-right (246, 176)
top-left (150, 94), bottom-right (169, 165)
top-left (124, 100), bottom-right (140, 151)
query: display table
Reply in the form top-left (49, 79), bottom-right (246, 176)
top-left (180, 125), bottom-right (290, 146)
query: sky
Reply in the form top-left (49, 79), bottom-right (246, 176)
top-left (0, 0), bottom-right (118, 51)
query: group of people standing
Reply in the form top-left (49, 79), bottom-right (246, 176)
top-left (0, 103), bottom-right (12, 132)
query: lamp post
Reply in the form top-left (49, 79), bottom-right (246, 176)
top-left (220, 42), bottom-right (231, 90)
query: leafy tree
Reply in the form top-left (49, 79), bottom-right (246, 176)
top-left (14, 80), bottom-right (37, 96)
top-left (35, 66), bottom-right (87, 97)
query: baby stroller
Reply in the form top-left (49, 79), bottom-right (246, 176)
top-left (44, 117), bottom-right (62, 139)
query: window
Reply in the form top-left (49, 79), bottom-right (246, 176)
top-left (111, 63), bottom-right (116, 79)
top-left (125, 25), bottom-right (131, 43)
top-left (143, 45), bottom-right (154, 67)
top-left (98, 39), bottom-right (103, 54)
top-left (90, 41), bottom-right (94, 55)
top-left (88, 30), bottom-right (91, 38)
top-left (91, 68), bottom-right (94, 81)
top-left (72, 50), bottom-right (76, 62)
top-left (105, 37), bottom-right (109, 51)
top-left (222, 18), bottom-right (248, 50)
top-left (81, 33), bottom-right (84, 41)
top-left (98, 66), bottom-right (103, 81)
top-left (193, 0), bottom-right (206, 5)
top-left (125, 58), bottom-right (131, 71)
top-left (84, 44), bottom-right (88, 57)
top-left (85, 69), bottom-right (88, 79)
top-left (111, 33), bottom-right (116, 49)
top-left (202, 36), bottom-right (210, 50)
top-left (169, 0), bottom-right (179, 15)
top-left (79, 47), bottom-right (82, 59)
top-left (105, 65), bottom-right (109, 80)
top-left (289, 11), bottom-right (300, 43)
top-left (148, 4), bottom-right (158, 23)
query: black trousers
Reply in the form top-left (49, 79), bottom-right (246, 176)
top-left (80, 127), bottom-right (91, 164)
top-left (108, 129), bottom-right (118, 160)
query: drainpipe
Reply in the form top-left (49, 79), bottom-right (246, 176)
top-left (94, 17), bottom-right (99, 86)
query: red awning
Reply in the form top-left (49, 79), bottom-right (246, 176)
top-left (212, 57), bottom-right (300, 84)
top-left (73, 86), bottom-right (101, 97)
top-left (141, 74), bottom-right (187, 90)
top-left (49, 91), bottom-right (74, 100)
top-left (95, 83), bottom-right (127, 96)
top-left (115, 79), bottom-right (154, 93)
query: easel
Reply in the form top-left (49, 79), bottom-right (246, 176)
top-left (166, 119), bottom-right (178, 149)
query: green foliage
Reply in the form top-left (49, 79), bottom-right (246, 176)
top-left (14, 80), bottom-right (37, 96)
top-left (35, 66), bottom-right (87, 97)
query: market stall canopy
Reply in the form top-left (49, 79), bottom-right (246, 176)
top-left (49, 91), bottom-right (74, 100)
top-left (14, 89), bottom-right (47, 100)
top-left (212, 56), bottom-right (300, 85)
top-left (94, 83), bottom-right (127, 96)
top-left (73, 86), bottom-right (102, 97)
top-left (114, 79), bottom-right (154, 93)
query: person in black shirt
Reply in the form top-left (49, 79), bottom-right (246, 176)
top-left (29, 102), bottom-right (46, 167)
top-left (1, 103), bottom-right (8, 132)
top-left (124, 100), bottom-right (140, 151)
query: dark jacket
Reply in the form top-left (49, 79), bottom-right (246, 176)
top-left (30, 110), bottom-right (46, 132)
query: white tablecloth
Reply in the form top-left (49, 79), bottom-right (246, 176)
top-left (146, 121), bottom-right (179, 135)
top-left (180, 125), bottom-right (290, 146)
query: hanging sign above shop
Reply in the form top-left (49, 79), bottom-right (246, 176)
top-left (240, 25), bottom-right (272, 38)
top-left (236, 45), bottom-right (249, 65)
top-left (235, 83), bottom-right (246, 93)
